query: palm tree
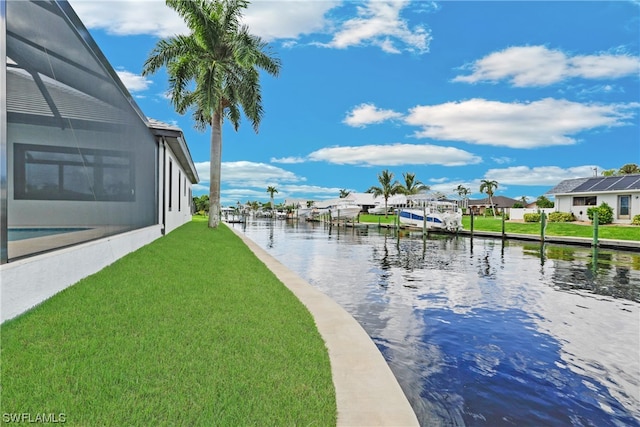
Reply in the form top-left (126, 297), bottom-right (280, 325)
top-left (400, 172), bottom-right (429, 195)
top-left (454, 184), bottom-right (470, 211)
top-left (454, 184), bottom-right (470, 202)
top-left (366, 170), bottom-right (402, 218)
top-left (266, 186), bottom-right (278, 211)
top-left (619, 163), bottom-right (640, 174)
top-left (535, 195), bottom-right (554, 208)
top-left (339, 189), bottom-right (351, 198)
top-left (479, 179), bottom-right (499, 217)
top-left (143, 0), bottom-right (281, 228)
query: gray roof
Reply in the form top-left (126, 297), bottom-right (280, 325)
top-left (148, 118), bottom-right (199, 184)
top-left (547, 174), bottom-right (640, 195)
top-left (545, 178), bottom-right (589, 195)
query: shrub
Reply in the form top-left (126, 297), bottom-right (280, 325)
top-left (632, 215), bottom-right (640, 226)
top-left (587, 202), bottom-right (614, 224)
top-left (524, 213), bottom-right (540, 223)
top-left (548, 212), bottom-right (576, 222)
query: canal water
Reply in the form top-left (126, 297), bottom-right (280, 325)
top-left (233, 219), bottom-right (640, 426)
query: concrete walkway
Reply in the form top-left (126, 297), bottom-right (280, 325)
top-left (229, 227), bottom-right (420, 427)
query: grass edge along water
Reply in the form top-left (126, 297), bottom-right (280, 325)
top-left (0, 218), bottom-right (336, 426)
top-left (355, 213), bottom-right (640, 241)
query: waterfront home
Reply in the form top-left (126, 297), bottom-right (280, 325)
top-left (467, 196), bottom-right (521, 216)
top-left (1, 0), bottom-right (198, 322)
top-left (547, 174), bottom-right (640, 223)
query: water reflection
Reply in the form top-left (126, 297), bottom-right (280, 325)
top-left (236, 220), bottom-right (640, 426)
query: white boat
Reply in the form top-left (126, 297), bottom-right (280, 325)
top-left (296, 207), bottom-right (314, 218)
top-left (398, 200), bottom-right (463, 231)
top-left (305, 207), bottom-right (329, 221)
top-left (275, 210), bottom-right (289, 220)
top-left (329, 202), bottom-right (361, 220)
top-left (368, 204), bottom-right (389, 215)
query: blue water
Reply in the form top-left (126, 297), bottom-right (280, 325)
top-left (8, 227), bottom-right (91, 241)
top-left (236, 220), bottom-right (640, 427)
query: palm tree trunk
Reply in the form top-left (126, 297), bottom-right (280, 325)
top-left (208, 110), bottom-right (223, 228)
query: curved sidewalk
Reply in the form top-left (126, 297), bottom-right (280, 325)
top-left (230, 227), bottom-right (419, 427)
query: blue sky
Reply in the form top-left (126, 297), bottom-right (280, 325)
top-left (69, 0), bottom-right (640, 206)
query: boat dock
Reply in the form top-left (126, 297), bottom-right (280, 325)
top-left (321, 220), bottom-right (640, 252)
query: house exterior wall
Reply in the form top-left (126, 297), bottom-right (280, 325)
top-left (1, 0), bottom-right (196, 323)
top-left (554, 192), bottom-right (640, 223)
top-left (161, 140), bottom-right (193, 234)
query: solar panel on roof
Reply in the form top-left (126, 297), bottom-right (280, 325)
top-left (569, 175), bottom-right (640, 193)
top-left (590, 177), bottom-right (621, 191)
top-left (571, 178), bottom-right (602, 192)
top-left (609, 175), bottom-right (640, 191)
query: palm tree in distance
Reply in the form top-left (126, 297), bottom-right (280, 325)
top-left (454, 184), bottom-right (471, 212)
top-left (454, 184), bottom-right (470, 199)
top-left (143, 0), bottom-right (281, 228)
top-left (366, 170), bottom-right (402, 218)
top-left (266, 186), bottom-right (278, 211)
top-left (479, 179), bottom-right (499, 217)
top-left (339, 189), bottom-right (351, 198)
top-left (619, 163), bottom-right (640, 174)
top-left (400, 172), bottom-right (429, 195)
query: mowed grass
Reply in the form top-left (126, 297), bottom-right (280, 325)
top-left (462, 215), bottom-right (640, 241)
top-left (1, 218), bottom-right (336, 426)
top-left (358, 213), bottom-right (397, 224)
top-left (360, 213), bottom-right (640, 241)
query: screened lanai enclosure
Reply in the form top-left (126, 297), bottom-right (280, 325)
top-left (1, 0), bottom-right (158, 262)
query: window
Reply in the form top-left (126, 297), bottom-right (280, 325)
top-left (168, 160), bottom-right (173, 211)
top-left (178, 170), bottom-right (181, 212)
top-left (14, 143), bottom-right (134, 201)
top-left (572, 196), bottom-right (597, 206)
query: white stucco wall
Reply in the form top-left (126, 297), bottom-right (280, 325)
top-left (1, 225), bottom-right (163, 323)
top-left (510, 208), bottom-right (556, 221)
top-left (554, 192), bottom-right (640, 223)
top-left (161, 141), bottom-right (193, 234)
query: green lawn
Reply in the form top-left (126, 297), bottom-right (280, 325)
top-left (462, 215), bottom-right (640, 241)
top-left (1, 218), bottom-right (336, 426)
top-left (360, 213), bottom-right (640, 241)
top-left (358, 213), bottom-right (398, 224)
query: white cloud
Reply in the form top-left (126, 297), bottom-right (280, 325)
top-left (307, 143), bottom-right (481, 166)
top-left (69, 0), bottom-right (430, 54)
top-left (115, 70), bottom-right (152, 92)
top-left (484, 165), bottom-right (602, 186)
top-left (343, 103), bottom-right (403, 127)
top-left (491, 156), bottom-right (514, 165)
top-left (405, 98), bottom-right (639, 148)
top-left (279, 184), bottom-right (343, 195)
top-left (243, 1), bottom-right (339, 41)
top-left (195, 161), bottom-right (304, 188)
top-left (270, 156), bottom-right (307, 164)
top-left (69, 0), bottom-right (338, 40)
top-left (323, 1), bottom-right (431, 54)
top-left (69, 0), bottom-right (187, 37)
top-left (454, 46), bottom-right (640, 87)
